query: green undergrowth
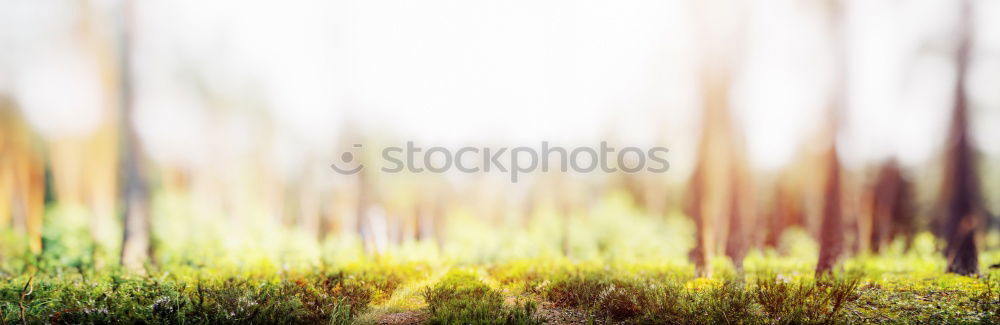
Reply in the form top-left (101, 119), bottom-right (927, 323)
top-left (0, 264), bottom-right (429, 324)
top-left (522, 268), bottom-right (862, 324)
top-left (422, 269), bottom-right (542, 325)
top-left (488, 262), bottom-right (1000, 324)
top-left (0, 260), bottom-right (997, 324)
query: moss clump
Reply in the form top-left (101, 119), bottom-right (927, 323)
top-left (422, 269), bottom-right (541, 325)
top-left (0, 269), bottom-right (401, 324)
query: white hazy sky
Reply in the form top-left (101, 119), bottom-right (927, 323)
top-left (1, 0), bottom-right (997, 173)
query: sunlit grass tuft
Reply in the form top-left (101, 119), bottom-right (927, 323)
top-left (422, 269), bottom-right (542, 324)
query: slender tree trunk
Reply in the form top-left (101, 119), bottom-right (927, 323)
top-left (0, 104), bottom-right (45, 255)
top-left (687, 0), bottom-right (749, 277)
top-left (689, 70), bottom-right (741, 277)
top-left (687, 163), bottom-right (708, 273)
top-left (942, 0), bottom-right (980, 276)
top-left (356, 169), bottom-right (373, 255)
top-left (816, 145), bottom-right (843, 274)
top-left (725, 162), bottom-right (750, 271)
top-left (816, 0), bottom-right (848, 275)
top-left (119, 0), bottom-right (152, 270)
top-left (765, 174), bottom-right (803, 249)
top-left (869, 160), bottom-right (915, 253)
top-left (871, 163), bottom-right (898, 253)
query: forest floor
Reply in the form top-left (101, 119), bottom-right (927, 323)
top-left (1, 258), bottom-right (998, 324)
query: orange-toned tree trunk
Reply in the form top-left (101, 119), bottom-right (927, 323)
top-left (689, 70), bottom-right (752, 275)
top-left (0, 103), bottom-right (46, 255)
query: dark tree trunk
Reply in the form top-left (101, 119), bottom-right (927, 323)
top-left (816, 146), bottom-right (843, 275)
top-left (942, 0), bottom-right (980, 276)
top-left (765, 176), bottom-right (804, 249)
top-left (869, 161), bottom-right (916, 253)
top-left (725, 170), bottom-right (746, 271)
top-left (816, 0), bottom-right (847, 275)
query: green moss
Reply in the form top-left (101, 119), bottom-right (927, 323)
top-left (0, 267), bottom-right (410, 324)
top-left (0, 262), bottom-right (996, 324)
top-left (422, 269), bottom-right (541, 325)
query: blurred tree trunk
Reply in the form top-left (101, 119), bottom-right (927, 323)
top-left (815, 145), bottom-right (843, 275)
top-left (0, 108), bottom-right (8, 230)
top-left (0, 101), bottom-right (46, 255)
top-left (941, 0), bottom-right (980, 276)
top-left (765, 171), bottom-right (804, 249)
top-left (687, 0), bottom-right (749, 277)
top-left (356, 168), bottom-right (373, 255)
top-left (119, 0), bottom-right (152, 270)
top-left (687, 163), bottom-right (708, 273)
top-left (816, 0), bottom-right (847, 275)
top-left (725, 160), bottom-right (752, 271)
top-left (868, 161), bottom-right (916, 253)
top-left (69, 1), bottom-right (122, 268)
top-left (689, 69), bottom-right (750, 276)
